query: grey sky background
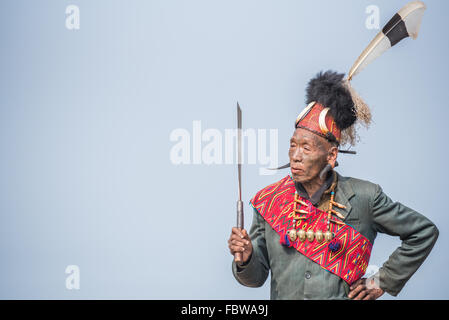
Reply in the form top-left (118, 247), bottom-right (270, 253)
top-left (0, 0), bottom-right (448, 299)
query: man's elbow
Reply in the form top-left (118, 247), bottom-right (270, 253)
top-left (422, 221), bottom-right (439, 250)
top-left (431, 224), bottom-right (439, 244)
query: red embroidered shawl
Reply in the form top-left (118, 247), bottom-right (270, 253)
top-left (250, 175), bottom-right (372, 285)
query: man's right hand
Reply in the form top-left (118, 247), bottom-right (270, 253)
top-left (228, 227), bottom-right (253, 264)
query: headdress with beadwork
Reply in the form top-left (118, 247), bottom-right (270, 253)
top-left (295, 70), bottom-right (370, 150)
top-left (298, 1), bottom-right (426, 150)
top-left (269, 0), bottom-right (426, 170)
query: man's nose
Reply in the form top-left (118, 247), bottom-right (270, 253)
top-left (291, 148), bottom-right (303, 162)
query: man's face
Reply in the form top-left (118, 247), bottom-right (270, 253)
top-left (289, 128), bottom-right (329, 183)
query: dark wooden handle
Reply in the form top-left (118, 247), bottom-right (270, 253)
top-left (235, 201), bottom-right (244, 264)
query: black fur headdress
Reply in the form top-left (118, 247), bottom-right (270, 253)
top-left (306, 71), bottom-right (356, 131)
top-left (301, 70), bottom-right (371, 146)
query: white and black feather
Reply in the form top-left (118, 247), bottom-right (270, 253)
top-left (348, 1), bottom-right (426, 80)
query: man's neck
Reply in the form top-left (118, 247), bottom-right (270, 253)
top-left (302, 179), bottom-right (325, 198)
top-left (294, 170), bottom-right (335, 206)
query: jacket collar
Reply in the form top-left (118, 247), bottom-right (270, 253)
top-left (333, 172), bottom-right (355, 220)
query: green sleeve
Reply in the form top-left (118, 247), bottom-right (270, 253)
top-left (371, 184), bottom-right (439, 296)
top-left (232, 207), bottom-right (270, 287)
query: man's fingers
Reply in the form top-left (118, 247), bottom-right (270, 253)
top-left (228, 240), bottom-right (243, 252)
top-left (230, 234), bottom-right (250, 245)
top-left (362, 292), bottom-right (375, 300)
top-left (229, 245), bottom-right (246, 254)
top-left (229, 228), bottom-right (252, 258)
top-left (353, 289), bottom-right (368, 300)
top-left (232, 227), bottom-right (249, 240)
top-left (348, 284), bottom-right (365, 299)
top-left (349, 278), bottom-right (363, 291)
top-left (229, 237), bottom-right (251, 253)
top-left (362, 289), bottom-right (384, 300)
top-left (230, 239), bottom-right (246, 247)
top-left (231, 227), bottom-right (245, 238)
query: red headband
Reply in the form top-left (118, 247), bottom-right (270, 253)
top-left (295, 102), bottom-right (341, 143)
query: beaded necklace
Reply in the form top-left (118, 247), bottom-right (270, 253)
top-left (287, 186), bottom-right (347, 250)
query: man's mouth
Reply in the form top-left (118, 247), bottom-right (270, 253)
top-left (291, 167), bottom-right (304, 174)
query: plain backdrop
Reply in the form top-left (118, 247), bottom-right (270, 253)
top-left (0, 0), bottom-right (448, 299)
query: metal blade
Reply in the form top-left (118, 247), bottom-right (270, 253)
top-left (234, 102), bottom-right (245, 263)
top-left (237, 102), bottom-right (242, 201)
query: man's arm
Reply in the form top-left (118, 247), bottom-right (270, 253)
top-left (371, 184), bottom-right (439, 296)
top-left (231, 208), bottom-right (270, 287)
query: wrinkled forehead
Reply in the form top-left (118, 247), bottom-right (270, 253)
top-left (291, 128), bottom-right (328, 147)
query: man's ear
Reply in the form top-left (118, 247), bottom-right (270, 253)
top-left (327, 146), bottom-right (338, 168)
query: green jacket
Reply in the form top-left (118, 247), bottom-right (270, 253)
top-left (232, 173), bottom-right (439, 299)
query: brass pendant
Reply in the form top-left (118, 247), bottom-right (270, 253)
top-left (288, 229), bottom-right (297, 242)
top-left (297, 229), bottom-right (306, 242)
top-left (306, 230), bottom-right (315, 242)
top-left (315, 230), bottom-right (324, 243)
top-left (324, 230), bottom-right (333, 242)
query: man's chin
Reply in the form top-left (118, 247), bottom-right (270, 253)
top-left (291, 172), bottom-right (308, 183)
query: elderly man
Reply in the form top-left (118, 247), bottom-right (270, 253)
top-left (228, 71), bottom-right (439, 300)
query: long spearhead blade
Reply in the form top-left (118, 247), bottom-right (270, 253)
top-left (237, 102), bottom-right (242, 201)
